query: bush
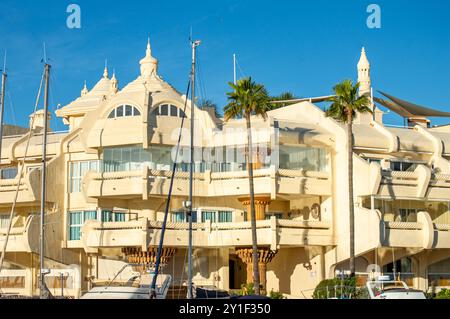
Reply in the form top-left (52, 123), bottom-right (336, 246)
top-left (269, 290), bottom-right (286, 299)
top-left (313, 277), bottom-right (368, 299)
top-left (238, 283), bottom-right (256, 296)
top-left (435, 289), bottom-right (450, 299)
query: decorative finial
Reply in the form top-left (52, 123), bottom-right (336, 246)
top-left (140, 37), bottom-right (158, 78)
top-left (146, 37), bottom-right (152, 57)
top-left (81, 80), bottom-right (89, 96)
top-left (358, 46), bottom-right (370, 68)
top-left (103, 59), bottom-right (109, 78)
top-left (110, 69), bottom-right (118, 94)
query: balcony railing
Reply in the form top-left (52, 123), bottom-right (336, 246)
top-left (80, 217), bottom-right (333, 252)
top-left (0, 169), bottom-right (41, 205)
top-left (85, 167), bottom-right (331, 199)
top-left (0, 215), bottom-right (38, 252)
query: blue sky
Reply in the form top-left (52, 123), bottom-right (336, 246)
top-left (0, 0), bottom-right (449, 131)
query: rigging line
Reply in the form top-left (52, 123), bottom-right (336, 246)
top-left (0, 67), bottom-right (46, 277)
top-left (235, 56), bottom-right (246, 79)
top-left (6, 91), bottom-right (17, 127)
top-left (177, 248), bottom-right (189, 299)
top-left (150, 79), bottom-right (191, 297)
top-left (196, 52), bottom-right (207, 106)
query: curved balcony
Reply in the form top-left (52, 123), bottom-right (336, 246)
top-left (80, 217), bottom-right (333, 253)
top-left (83, 167), bottom-right (332, 200)
top-left (0, 215), bottom-right (39, 253)
top-left (0, 169), bottom-right (40, 207)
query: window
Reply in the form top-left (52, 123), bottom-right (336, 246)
top-left (69, 161), bottom-right (101, 193)
top-left (218, 211), bottom-right (233, 223)
top-left (115, 213), bottom-right (126, 222)
top-left (68, 211), bottom-right (98, 241)
top-left (397, 209), bottom-right (418, 222)
top-left (160, 104), bottom-right (169, 116)
top-left (172, 210), bottom-right (198, 223)
top-left (202, 211), bottom-right (216, 223)
top-left (101, 210), bottom-right (113, 222)
top-left (170, 105), bottom-right (178, 117)
top-left (279, 146), bottom-right (329, 172)
top-left (153, 104), bottom-right (186, 119)
top-left (0, 214), bottom-right (10, 228)
top-left (116, 105), bottom-right (124, 117)
top-left (265, 213), bottom-right (283, 220)
top-left (108, 105), bottom-right (141, 119)
top-left (69, 210), bottom-right (127, 240)
top-left (391, 161), bottom-right (418, 172)
top-left (0, 167), bottom-right (18, 180)
top-left (172, 211), bottom-right (186, 223)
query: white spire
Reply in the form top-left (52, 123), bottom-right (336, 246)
top-left (357, 47), bottom-right (371, 96)
top-left (103, 59), bottom-right (109, 78)
top-left (110, 70), bottom-right (118, 94)
top-left (81, 81), bottom-right (89, 96)
top-left (358, 47), bottom-right (370, 69)
top-left (140, 37), bottom-right (158, 79)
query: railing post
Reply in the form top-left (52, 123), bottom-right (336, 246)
top-left (270, 165), bottom-right (277, 200)
top-left (270, 216), bottom-right (277, 250)
top-left (205, 169), bottom-right (211, 184)
top-left (143, 166), bottom-right (149, 200)
top-left (142, 217), bottom-right (149, 252)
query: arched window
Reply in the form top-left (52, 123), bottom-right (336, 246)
top-left (152, 104), bottom-right (186, 119)
top-left (108, 105), bottom-right (141, 119)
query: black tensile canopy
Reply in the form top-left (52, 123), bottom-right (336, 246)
top-left (374, 91), bottom-right (450, 118)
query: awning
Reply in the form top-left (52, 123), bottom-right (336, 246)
top-left (375, 91), bottom-right (450, 118)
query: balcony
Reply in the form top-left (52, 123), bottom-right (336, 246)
top-left (358, 159), bottom-right (450, 200)
top-left (381, 212), bottom-right (450, 250)
top-left (0, 169), bottom-right (40, 207)
top-left (84, 167), bottom-right (331, 200)
top-left (79, 217), bottom-right (333, 253)
top-left (0, 215), bottom-right (39, 253)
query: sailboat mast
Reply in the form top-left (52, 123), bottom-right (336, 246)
top-left (0, 62), bottom-right (6, 162)
top-left (233, 54), bottom-right (237, 85)
top-left (39, 63), bottom-right (50, 299)
top-left (188, 39), bottom-right (200, 300)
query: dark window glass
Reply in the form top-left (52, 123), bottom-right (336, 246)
top-left (116, 106), bottom-right (124, 117)
top-left (125, 105), bottom-right (133, 116)
top-left (101, 210), bottom-right (113, 222)
top-left (160, 104), bottom-right (169, 116)
top-left (1, 168), bottom-right (18, 179)
top-left (179, 109), bottom-right (186, 118)
top-left (170, 105), bottom-right (178, 117)
top-left (133, 107), bottom-right (141, 116)
top-left (152, 107), bottom-right (160, 116)
top-left (108, 110), bottom-right (115, 119)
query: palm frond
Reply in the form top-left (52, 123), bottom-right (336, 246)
top-left (325, 79), bottom-right (372, 123)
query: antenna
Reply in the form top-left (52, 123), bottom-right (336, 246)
top-left (2, 50), bottom-right (6, 74)
top-left (43, 43), bottom-right (47, 64)
top-left (233, 54), bottom-right (237, 85)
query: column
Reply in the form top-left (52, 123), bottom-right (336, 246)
top-left (123, 247), bottom-right (177, 270)
top-left (239, 197), bottom-right (271, 221)
top-left (236, 248), bottom-right (277, 295)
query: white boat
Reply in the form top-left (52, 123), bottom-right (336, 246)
top-left (366, 276), bottom-right (426, 299)
top-left (81, 266), bottom-right (172, 299)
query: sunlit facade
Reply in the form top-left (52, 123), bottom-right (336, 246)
top-left (1, 42), bottom-right (450, 298)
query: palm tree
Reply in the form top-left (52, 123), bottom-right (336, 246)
top-left (270, 92), bottom-right (298, 109)
top-left (325, 79), bottom-right (372, 278)
top-left (224, 77), bottom-right (271, 295)
top-left (199, 99), bottom-right (222, 118)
